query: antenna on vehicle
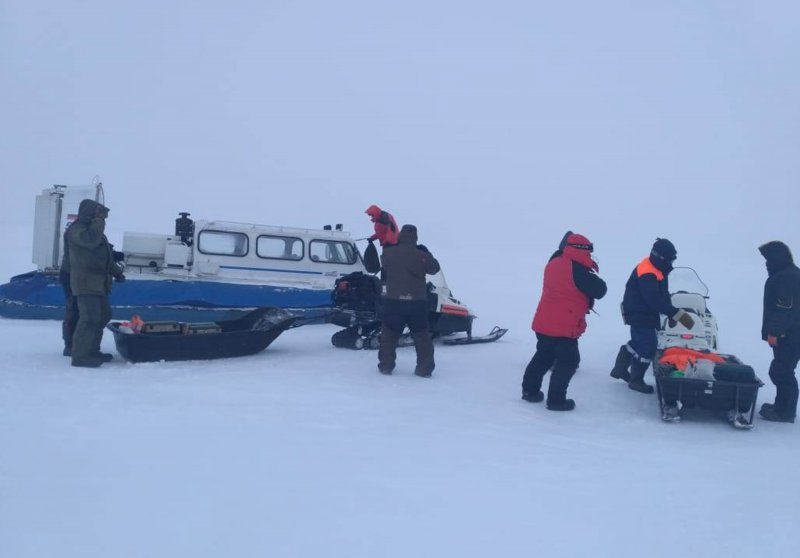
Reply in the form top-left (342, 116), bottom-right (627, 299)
top-left (91, 175), bottom-right (104, 204)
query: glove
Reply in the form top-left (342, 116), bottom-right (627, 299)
top-left (113, 250), bottom-right (125, 262)
top-left (417, 244), bottom-right (429, 253)
top-left (767, 335), bottom-right (779, 347)
top-left (114, 274), bottom-right (126, 283)
top-left (672, 309), bottom-right (695, 330)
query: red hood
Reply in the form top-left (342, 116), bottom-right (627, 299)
top-left (563, 233), bottom-right (598, 271)
top-left (365, 205), bottom-right (381, 221)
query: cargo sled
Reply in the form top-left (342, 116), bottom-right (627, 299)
top-left (654, 268), bottom-right (763, 429)
top-left (327, 271), bottom-right (507, 350)
top-left (107, 307), bottom-right (298, 362)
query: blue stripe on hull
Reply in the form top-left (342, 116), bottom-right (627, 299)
top-left (0, 271), bottom-right (333, 321)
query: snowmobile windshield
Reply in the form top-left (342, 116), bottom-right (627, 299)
top-left (668, 267), bottom-right (709, 297)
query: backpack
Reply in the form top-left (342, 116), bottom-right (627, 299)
top-left (332, 272), bottom-right (382, 312)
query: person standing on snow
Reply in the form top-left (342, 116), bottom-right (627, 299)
top-left (758, 241), bottom-right (800, 423)
top-left (377, 224), bottom-right (440, 377)
top-left (610, 238), bottom-right (695, 394)
top-left (67, 199), bottom-right (124, 368)
top-left (365, 204), bottom-right (399, 247)
top-left (521, 233), bottom-right (607, 411)
top-left (60, 215), bottom-right (124, 357)
top-left (59, 218), bottom-right (80, 357)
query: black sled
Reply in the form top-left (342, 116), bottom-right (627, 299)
top-left (654, 268), bottom-right (763, 429)
top-left (107, 307), bottom-right (298, 362)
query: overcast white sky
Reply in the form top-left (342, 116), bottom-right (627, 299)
top-left (3, 7), bottom-right (800, 555)
top-left (1, 1), bottom-right (798, 339)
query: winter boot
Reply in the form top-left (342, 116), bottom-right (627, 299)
top-left (609, 345), bottom-right (632, 382)
top-left (62, 346), bottom-right (72, 357)
top-left (759, 406), bottom-right (796, 423)
top-left (522, 390), bottom-right (544, 403)
top-left (546, 399), bottom-right (576, 411)
top-left (628, 359), bottom-right (654, 394)
top-left (71, 356), bottom-right (104, 368)
top-left (94, 352), bottom-right (114, 363)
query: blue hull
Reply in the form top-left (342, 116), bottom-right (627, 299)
top-left (0, 271), bottom-right (333, 321)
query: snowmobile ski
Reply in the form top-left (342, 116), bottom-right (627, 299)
top-left (727, 411), bottom-right (754, 430)
top-left (442, 326), bottom-right (508, 346)
top-left (661, 406), bottom-right (681, 423)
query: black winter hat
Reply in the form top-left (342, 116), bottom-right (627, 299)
top-left (651, 238), bottom-right (677, 261)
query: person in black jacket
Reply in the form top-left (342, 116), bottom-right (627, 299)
top-left (610, 238), bottom-right (695, 393)
top-left (377, 224), bottom-right (440, 377)
top-left (758, 241), bottom-right (800, 423)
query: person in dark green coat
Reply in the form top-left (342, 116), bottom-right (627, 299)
top-left (67, 199), bottom-right (124, 367)
top-left (59, 219), bottom-right (80, 356)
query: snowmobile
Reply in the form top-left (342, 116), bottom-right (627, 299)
top-left (653, 267), bottom-right (763, 429)
top-left (326, 269), bottom-right (507, 350)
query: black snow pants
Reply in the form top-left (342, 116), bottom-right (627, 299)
top-left (769, 342), bottom-right (800, 419)
top-left (522, 333), bottom-right (580, 405)
top-left (378, 299), bottom-right (434, 375)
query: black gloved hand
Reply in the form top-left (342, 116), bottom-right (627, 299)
top-left (113, 250), bottom-right (125, 262)
top-left (417, 244), bottom-right (429, 253)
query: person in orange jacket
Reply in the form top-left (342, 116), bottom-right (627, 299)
top-left (365, 205), bottom-right (399, 247)
top-left (610, 238), bottom-right (695, 394)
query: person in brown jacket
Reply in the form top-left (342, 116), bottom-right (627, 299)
top-left (377, 224), bottom-right (440, 377)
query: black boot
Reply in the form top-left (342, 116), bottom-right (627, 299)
top-left (522, 390), bottom-right (544, 403)
top-left (546, 399), bottom-right (576, 411)
top-left (628, 359), bottom-right (654, 394)
top-left (759, 406), bottom-right (796, 423)
top-left (71, 356), bottom-right (104, 368)
top-left (610, 345), bottom-right (632, 382)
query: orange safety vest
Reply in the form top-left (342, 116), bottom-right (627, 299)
top-left (636, 258), bottom-right (664, 281)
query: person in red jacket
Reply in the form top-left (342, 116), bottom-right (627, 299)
top-left (521, 233), bottom-right (607, 411)
top-left (365, 205), bottom-right (399, 247)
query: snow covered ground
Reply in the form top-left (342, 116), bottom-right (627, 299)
top-left (2, 292), bottom-right (798, 557)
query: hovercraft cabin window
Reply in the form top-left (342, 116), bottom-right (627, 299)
top-left (256, 235), bottom-right (304, 261)
top-left (309, 240), bottom-right (357, 264)
top-left (197, 230), bottom-right (249, 257)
